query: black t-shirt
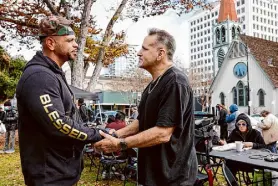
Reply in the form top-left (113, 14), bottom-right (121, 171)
top-left (137, 67), bottom-right (197, 186)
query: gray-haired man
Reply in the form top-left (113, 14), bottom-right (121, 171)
top-left (95, 28), bottom-right (197, 186)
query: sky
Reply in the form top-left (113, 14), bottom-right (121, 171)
top-left (0, 0), bottom-right (203, 72)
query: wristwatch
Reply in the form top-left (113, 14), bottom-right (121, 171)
top-left (119, 138), bottom-right (128, 151)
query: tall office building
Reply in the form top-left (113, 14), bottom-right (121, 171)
top-left (188, 0), bottom-right (278, 95)
top-left (107, 46), bottom-right (139, 77)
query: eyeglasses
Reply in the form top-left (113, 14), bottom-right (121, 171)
top-left (237, 123), bottom-right (247, 127)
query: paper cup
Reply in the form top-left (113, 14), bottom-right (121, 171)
top-left (236, 141), bottom-right (243, 152)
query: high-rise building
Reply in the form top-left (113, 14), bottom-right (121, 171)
top-left (107, 46), bottom-right (139, 77)
top-left (188, 0), bottom-right (278, 95)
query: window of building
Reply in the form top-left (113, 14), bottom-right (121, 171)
top-left (216, 28), bottom-right (220, 44)
top-left (232, 87), bottom-right (237, 104)
top-left (241, 0), bottom-right (245, 5)
top-left (245, 86), bottom-right (248, 106)
top-left (237, 81), bottom-right (245, 106)
top-left (237, 27), bottom-right (241, 34)
top-left (221, 27), bottom-right (226, 42)
top-left (258, 89), bottom-right (265, 107)
top-left (232, 26), bottom-right (236, 39)
top-left (220, 92), bottom-right (225, 105)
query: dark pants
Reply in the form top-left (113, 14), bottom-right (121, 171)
top-left (226, 160), bottom-right (254, 177)
top-left (220, 123), bottom-right (228, 140)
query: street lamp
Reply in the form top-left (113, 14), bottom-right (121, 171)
top-left (245, 42), bottom-right (251, 115)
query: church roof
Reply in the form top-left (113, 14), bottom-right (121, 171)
top-left (240, 35), bottom-right (278, 87)
top-left (218, 0), bottom-right (238, 23)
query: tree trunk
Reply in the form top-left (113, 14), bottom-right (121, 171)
top-left (86, 0), bottom-right (128, 92)
top-left (83, 61), bottom-right (91, 81)
top-left (71, 0), bottom-right (93, 88)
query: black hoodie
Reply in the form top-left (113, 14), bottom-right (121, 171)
top-left (16, 51), bottom-right (102, 186)
top-left (226, 113), bottom-right (266, 149)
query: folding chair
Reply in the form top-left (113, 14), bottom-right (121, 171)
top-left (83, 144), bottom-right (97, 171)
top-left (96, 151), bottom-right (128, 183)
top-left (222, 161), bottom-right (239, 186)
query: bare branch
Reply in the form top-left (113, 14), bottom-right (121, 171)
top-left (42, 0), bottom-right (59, 15)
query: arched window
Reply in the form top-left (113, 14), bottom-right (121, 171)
top-left (237, 27), bottom-right (241, 34)
top-left (216, 28), bottom-right (220, 44)
top-left (218, 48), bottom-right (225, 68)
top-left (232, 26), bottom-right (236, 39)
top-left (220, 92), bottom-right (225, 105)
top-left (257, 89), bottom-right (266, 106)
top-left (245, 86), bottom-right (249, 106)
top-left (232, 87), bottom-right (237, 104)
top-left (221, 27), bottom-right (226, 42)
top-left (237, 81), bottom-right (245, 106)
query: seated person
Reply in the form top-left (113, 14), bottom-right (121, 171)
top-left (221, 113), bottom-right (267, 178)
top-left (224, 113), bottom-right (266, 149)
top-left (106, 113), bottom-right (126, 131)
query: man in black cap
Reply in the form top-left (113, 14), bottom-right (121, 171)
top-left (16, 15), bottom-right (103, 186)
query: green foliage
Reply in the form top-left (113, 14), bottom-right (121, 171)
top-left (0, 48), bottom-right (26, 103)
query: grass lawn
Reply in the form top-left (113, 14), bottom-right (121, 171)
top-left (0, 134), bottom-right (134, 186)
top-left (0, 134), bottom-right (230, 186)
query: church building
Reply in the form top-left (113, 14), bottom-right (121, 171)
top-left (210, 0), bottom-right (278, 115)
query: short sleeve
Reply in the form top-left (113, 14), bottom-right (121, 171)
top-left (156, 82), bottom-right (192, 129)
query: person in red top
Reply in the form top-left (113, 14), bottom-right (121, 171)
top-left (106, 113), bottom-right (126, 130)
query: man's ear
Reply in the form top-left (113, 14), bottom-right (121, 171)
top-left (157, 49), bottom-right (166, 61)
top-left (45, 37), bottom-right (56, 51)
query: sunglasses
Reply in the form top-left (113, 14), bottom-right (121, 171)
top-left (237, 123), bottom-right (247, 127)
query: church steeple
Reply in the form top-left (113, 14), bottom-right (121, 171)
top-left (218, 0), bottom-right (237, 23)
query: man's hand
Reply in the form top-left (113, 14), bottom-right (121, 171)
top-left (108, 128), bottom-right (116, 135)
top-left (218, 140), bottom-right (226, 145)
top-left (243, 142), bottom-right (253, 148)
top-left (94, 130), bottom-right (121, 153)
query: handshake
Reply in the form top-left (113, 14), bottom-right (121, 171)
top-left (93, 128), bottom-right (122, 154)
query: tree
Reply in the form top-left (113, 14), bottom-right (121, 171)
top-left (0, 0), bottom-right (127, 89)
top-left (0, 47), bottom-right (26, 103)
top-left (188, 68), bottom-right (213, 112)
top-left (108, 68), bottom-right (151, 108)
top-left (0, 0), bottom-right (211, 91)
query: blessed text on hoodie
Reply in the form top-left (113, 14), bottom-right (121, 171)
top-left (16, 52), bottom-right (103, 186)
